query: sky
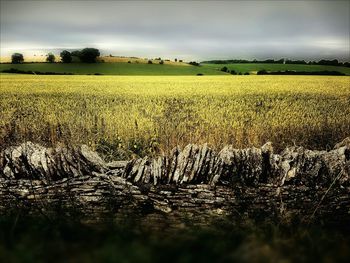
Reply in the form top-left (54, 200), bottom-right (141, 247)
top-left (0, 0), bottom-right (349, 61)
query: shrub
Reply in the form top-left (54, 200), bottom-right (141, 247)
top-left (257, 70), bottom-right (268, 75)
top-left (148, 60), bottom-right (153, 64)
top-left (159, 60), bottom-right (164, 65)
top-left (220, 66), bottom-right (228, 72)
top-left (244, 72), bottom-right (250, 75)
top-left (1, 68), bottom-right (74, 75)
top-left (189, 61), bottom-right (200, 66)
top-left (60, 50), bottom-right (72, 63)
top-left (230, 70), bottom-right (237, 75)
top-left (11, 53), bottom-right (24, 64)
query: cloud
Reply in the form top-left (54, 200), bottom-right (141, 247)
top-left (1, 0), bottom-right (349, 60)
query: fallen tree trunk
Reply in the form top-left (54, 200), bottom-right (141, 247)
top-left (0, 138), bottom-right (349, 226)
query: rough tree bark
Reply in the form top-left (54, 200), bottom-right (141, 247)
top-left (0, 138), bottom-right (349, 226)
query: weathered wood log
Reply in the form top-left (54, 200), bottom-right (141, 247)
top-left (0, 138), bottom-right (349, 226)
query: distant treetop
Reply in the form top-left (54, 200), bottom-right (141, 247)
top-left (62, 48), bottom-right (100, 63)
top-left (46, 53), bottom-right (55, 63)
top-left (60, 50), bottom-right (72, 63)
top-left (11, 53), bottom-right (24, 64)
top-left (201, 58), bottom-right (349, 67)
top-left (79, 48), bottom-right (100, 63)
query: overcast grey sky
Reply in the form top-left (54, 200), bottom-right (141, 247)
top-left (1, 0), bottom-right (349, 61)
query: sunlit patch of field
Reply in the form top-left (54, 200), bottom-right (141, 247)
top-left (0, 55), bottom-right (56, 63)
top-left (0, 74), bottom-right (349, 159)
top-left (99, 56), bottom-right (189, 66)
top-left (0, 56), bottom-right (187, 66)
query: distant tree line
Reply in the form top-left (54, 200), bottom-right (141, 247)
top-left (202, 59), bottom-right (284, 64)
top-left (188, 61), bottom-right (200, 66)
top-left (285, 59), bottom-right (349, 67)
top-left (308, 59), bottom-right (349, 67)
top-left (10, 48), bottom-right (101, 64)
top-left (257, 69), bottom-right (346, 76)
top-left (202, 59), bottom-right (350, 67)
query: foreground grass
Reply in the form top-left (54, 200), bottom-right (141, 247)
top-left (202, 63), bottom-right (350, 75)
top-left (1, 75), bottom-right (349, 159)
top-left (0, 215), bottom-right (349, 263)
top-left (0, 62), bottom-right (225, 76)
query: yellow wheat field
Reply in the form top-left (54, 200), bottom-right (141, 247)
top-left (0, 74), bottom-right (349, 159)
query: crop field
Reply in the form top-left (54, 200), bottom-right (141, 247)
top-left (202, 63), bottom-right (350, 75)
top-left (1, 74), bottom-right (349, 159)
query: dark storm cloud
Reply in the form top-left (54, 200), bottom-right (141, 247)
top-left (1, 0), bottom-right (349, 60)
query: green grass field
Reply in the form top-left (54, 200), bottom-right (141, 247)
top-left (202, 63), bottom-right (350, 75)
top-left (0, 62), bottom-right (225, 75)
top-left (1, 62), bottom-right (349, 75)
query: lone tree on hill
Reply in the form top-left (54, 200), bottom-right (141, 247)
top-left (60, 50), bottom-right (72, 63)
top-left (79, 48), bottom-right (100, 63)
top-left (11, 53), bottom-right (24, 64)
top-left (46, 53), bottom-right (55, 63)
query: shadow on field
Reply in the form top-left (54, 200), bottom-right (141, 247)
top-left (0, 214), bottom-right (349, 263)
